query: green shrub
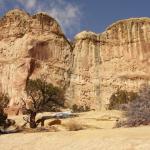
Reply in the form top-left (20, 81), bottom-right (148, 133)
top-left (108, 89), bottom-right (137, 110)
top-left (22, 78), bottom-right (65, 128)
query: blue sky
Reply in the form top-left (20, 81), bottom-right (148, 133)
top-left (0, 0), bottom-right (150, 39)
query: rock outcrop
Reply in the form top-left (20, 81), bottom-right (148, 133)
top-left (0, 9), bottom-right (72, 107)
top-left (66, 31), bottom-right (101, 109)
top-left (68, 18), bottom-right (150, 110)
top-left (0, 9), bottom-right (150, 110)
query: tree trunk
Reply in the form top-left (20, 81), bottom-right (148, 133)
top-left (29, 112), bottom-right (37, 128)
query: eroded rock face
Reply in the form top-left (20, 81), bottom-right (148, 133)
top-left (68, 18), bottom-right (150, 110)
top-left (66, 31), bottom-right (101, 109)
top-left (99, 18), bottom-right (150, 109)
top-left (0, 9), bottom-right (150, 110)
top-left (0, 9), bottom-right (72, 106)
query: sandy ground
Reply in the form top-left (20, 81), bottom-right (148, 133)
top-left (0, 111), bottom-right (150, 150)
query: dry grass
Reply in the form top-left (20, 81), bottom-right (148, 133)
top-left (65, 119), bottom-right (84, 131)
top-left (116, 85), bottom-right (150, 127)
top-left (1, 111), bottom-right (150, 150)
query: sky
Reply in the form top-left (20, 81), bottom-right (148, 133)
top-left (0, 0), bottom-right (150, 39)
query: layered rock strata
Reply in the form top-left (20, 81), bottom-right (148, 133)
top-left (0, 9), bottom-right (150, 110)
top-left (69, 18), bottom-right (150, 109)
top-left (0, 9), bottom-right (72, 106)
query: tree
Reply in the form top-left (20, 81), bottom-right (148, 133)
top-left (22, 78), bottom-right (64, 128)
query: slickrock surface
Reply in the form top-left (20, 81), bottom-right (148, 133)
top-left (0, 9), bottom-right (150, 109)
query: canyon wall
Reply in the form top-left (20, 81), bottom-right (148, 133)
top-left (98, 18), bottom-right (150, 109)
top-left (0, 9), bottom-right (150, 110)
top-left (0, 9), bottom-right (72, 106)
top-left (66, 32), bottom-right (102, 109)
top-left (69, 18), bottom-right (150, 110)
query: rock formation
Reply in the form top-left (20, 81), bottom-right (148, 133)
top-left (68, 18), bottom-right (150, 110)
top-left (0, 9), bottom-right (72, 107)
top-left (0, 9), bottom-right (150, 110)
top-left (66, 31), bottom-right (101, 109)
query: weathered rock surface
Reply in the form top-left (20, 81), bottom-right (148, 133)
top-left (68, 18), bottom-right (150, 110)
top-left (66, 31), bottom-right (101, 109)
top-left (0, 9), bottom-right (72, 107)
top-left (0, 9), bottom-right (150, 110)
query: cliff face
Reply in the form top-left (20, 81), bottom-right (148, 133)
top-left (68, 18), bottom-right (150, 109)
top-left (98, 18), bottom-right (150, 109)
top-left (0, 9), bottom-right (150, 110)
top-left (66, 31), bottom-right (101, 109)
top-left (0, 9), bottom-right (72, 106)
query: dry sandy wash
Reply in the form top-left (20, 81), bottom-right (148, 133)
top-left (0, 111), bottom-right (150, 150)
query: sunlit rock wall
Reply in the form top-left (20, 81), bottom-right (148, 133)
top-left (68, 18), bottom-right (150, 110)
top-left (0, 9), bottom-right (150, 110)
top-left (0, 9), bottom-right (72, 106)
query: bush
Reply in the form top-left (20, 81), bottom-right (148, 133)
top-left (108, 89), bottom-right (137, 110)
top-left (72, 104), bottom-right (90, 113)
top-left (66, 119), bottom-right (83, 131)
top-left (116, 85), bottom-right (150, 127)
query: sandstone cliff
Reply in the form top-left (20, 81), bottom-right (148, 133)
top-left (0, 9), bottom-right (150, 110)
top-left (69, 18), bottom-right (150, 110)
top-left (0, 9), bottom-right (72, 106)
top-left (66, 31), bottom-right (101, 109)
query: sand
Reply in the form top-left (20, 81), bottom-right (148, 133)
top-left (0, 111), bottom-right (150, 150)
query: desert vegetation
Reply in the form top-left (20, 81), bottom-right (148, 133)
top-left (108, 87), bottom-right (150, 128)
top-left (22, 78), bottom-right (64, 128)
top-left (72, 104), bottom-right (90, 112)
top-left (65, 119), bottom-right (84, 131)
top-left (108, 89), bottom-right (137, 110)
top-left (0, 78), bottom-right (80, 134)
top-left (116, 84), bottom-right (150, 127)
top-left (1, 79), bottom-right (150, 135)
